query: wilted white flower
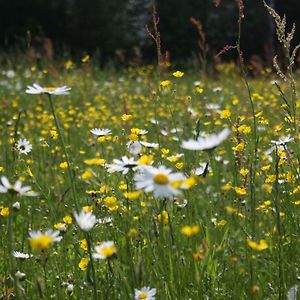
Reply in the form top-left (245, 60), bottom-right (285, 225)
top-left (182, 128), bottom-right (230, 151)
top-left (90, 128), bottom-right (112, 136)
top-left (0, 176), bottom-right (38, 196)
top-left (15, 138), bottom-right (32, 155)
top-left (74, 210), bottom-right (97, 232)
top-left (134, 165), bottom-right (186, 199)
top-left (134, 287), bottom-right (157, 300)
top-left (25, 83), bottom-right (71, 95)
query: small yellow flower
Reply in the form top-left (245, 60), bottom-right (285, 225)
top-left (195, 87), bottom-right (204, 94)
top-left (26, 167), bottom-right (33, 177)
top-left (247, 239), bottom-right (268, 251)
top-left (175, 162), bottom-right (184, 169)
top-left (160, 80), bottom-right (172, 88)
top-left (193, 251), bottom-right (202, 261)
top-left (81, 55), bottom-right (90, 63)
top-left (63, 215), bottom-right (72, 224)
top-left (222, 182), bottom-right (232, 191)
top-left (128, 228), bottom-right (138, 238)
top-left (173, 70), bottom-right (184, 77)
top-left (81, 170), bottom-right (94, 180)
top-left (157, 210), bottom-right (169, 225)
top-left (128, 133), bottom-right (138, 141)
top-left (262, 184), bottom-right (272, 194)
top-left (83, 206), bottom-right (93, 213)
top-left (220, 109), bottom-right (231, 119)
top-left (65, 60), bottom-right (73, 70)
top-left (240, 168), bottom-right (249, 176)
top-left (232, 142), bottom-right (245, 152)
top-left (238, 125), bottom-right (251, 134)
top-left (80, 239), bottom-right (88, 251)
top-left (123, 191), bottom-right (142, 200)
top-left (54, 223), bottom-right (66, 231)
top-left (235, 187), bottom-right (247, 196)
top-left (225, 206), bottom-right (237, 214)
top-left (60, 162), bottom-right (68, 169)
top-left (84, 158), bottom-right (106, 165)
top-left (79, 257), bottom-right (90, 271)
top-left (104, 196), bottom-right (119, 211)
top-left (0, 207), bottom-right (10, 217)
top-left (181, 225), bottom-right (200, 237)
top-left (122, 114), bottom-right (133, 121)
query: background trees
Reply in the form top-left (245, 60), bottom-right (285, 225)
top-left (0, 0), bottom-right (299, 64)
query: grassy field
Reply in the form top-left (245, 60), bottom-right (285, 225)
top-left (1, 60), bottom-right (300, 299)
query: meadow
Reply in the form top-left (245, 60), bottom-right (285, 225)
top-left (1, 58), bottom-right (300, 300)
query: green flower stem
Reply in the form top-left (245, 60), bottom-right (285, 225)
top-left (8, 194), bottom-right (19, 299)
top-left (47, 94), bottom-right (79, 211)
top-left (85, 233), bottom-right (99, 300)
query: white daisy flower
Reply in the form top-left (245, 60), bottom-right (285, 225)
top-left (134, 165), bottom-right (186, 199)
top-left (13, 251), bottom-right (33, 259)
top-left (192, 162), bottom-right (209, 176)
top-left (127, 141), bottom-right (142, 156)
top-left (182, 128), bottom-right (230, 151)
top-left (29, 229), bottom-right (62, 251)
top-left (74, 210), bottom-right (97, 232)
top-left (270, 136), bottom-right (294, 146)
top-left (92, 241), bottom-right (116, 260)
top-left (107, 156), bottom-right (139, 175)
top-left (90, 128), bottom-right (112, 136)
top-left (134, 287), bottom-right (157, 300)
top-left (0, 176), bottom-right (38, 196)
top-left (25, 83), bottom-right (71, 95)
top-left (139, 141), bottom-right (159, 149)
top-left (15, 138), bottom-right (32, 155)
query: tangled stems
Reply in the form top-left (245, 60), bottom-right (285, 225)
top-left (47, 94), bottom-right (79, 211)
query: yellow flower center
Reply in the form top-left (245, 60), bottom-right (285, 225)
top-left (44, 87), bottom-right (56, 92)
top-left (138, 293), bottom-right (148, 299)
top-left (98, 244), bottom-right (116, 258)
top-left (153, 173), bottom-right (169, 185)
top-left (30, 234), bottom-right (54, 251)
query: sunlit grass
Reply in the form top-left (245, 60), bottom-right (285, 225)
top-left (1, 61), bottom-right (300, 299)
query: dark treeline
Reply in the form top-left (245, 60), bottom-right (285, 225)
top-left (0, 0), bottom-right (299, 64)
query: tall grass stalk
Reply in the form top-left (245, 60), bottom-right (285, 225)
top-left (47, 94), bottom-right (79, 211)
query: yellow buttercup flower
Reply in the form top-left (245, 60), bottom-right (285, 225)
top-left (181, 225), bottom-right (200, 237)
top-left (79, 257), bottom-right (89, 271)
top-left (247, 239), bottom-right (268, 251)
top-left (173, 70), bottom-right (184, 77)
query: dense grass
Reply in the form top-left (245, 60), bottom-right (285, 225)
top-left (1, 61), bottom-right (300, 299)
